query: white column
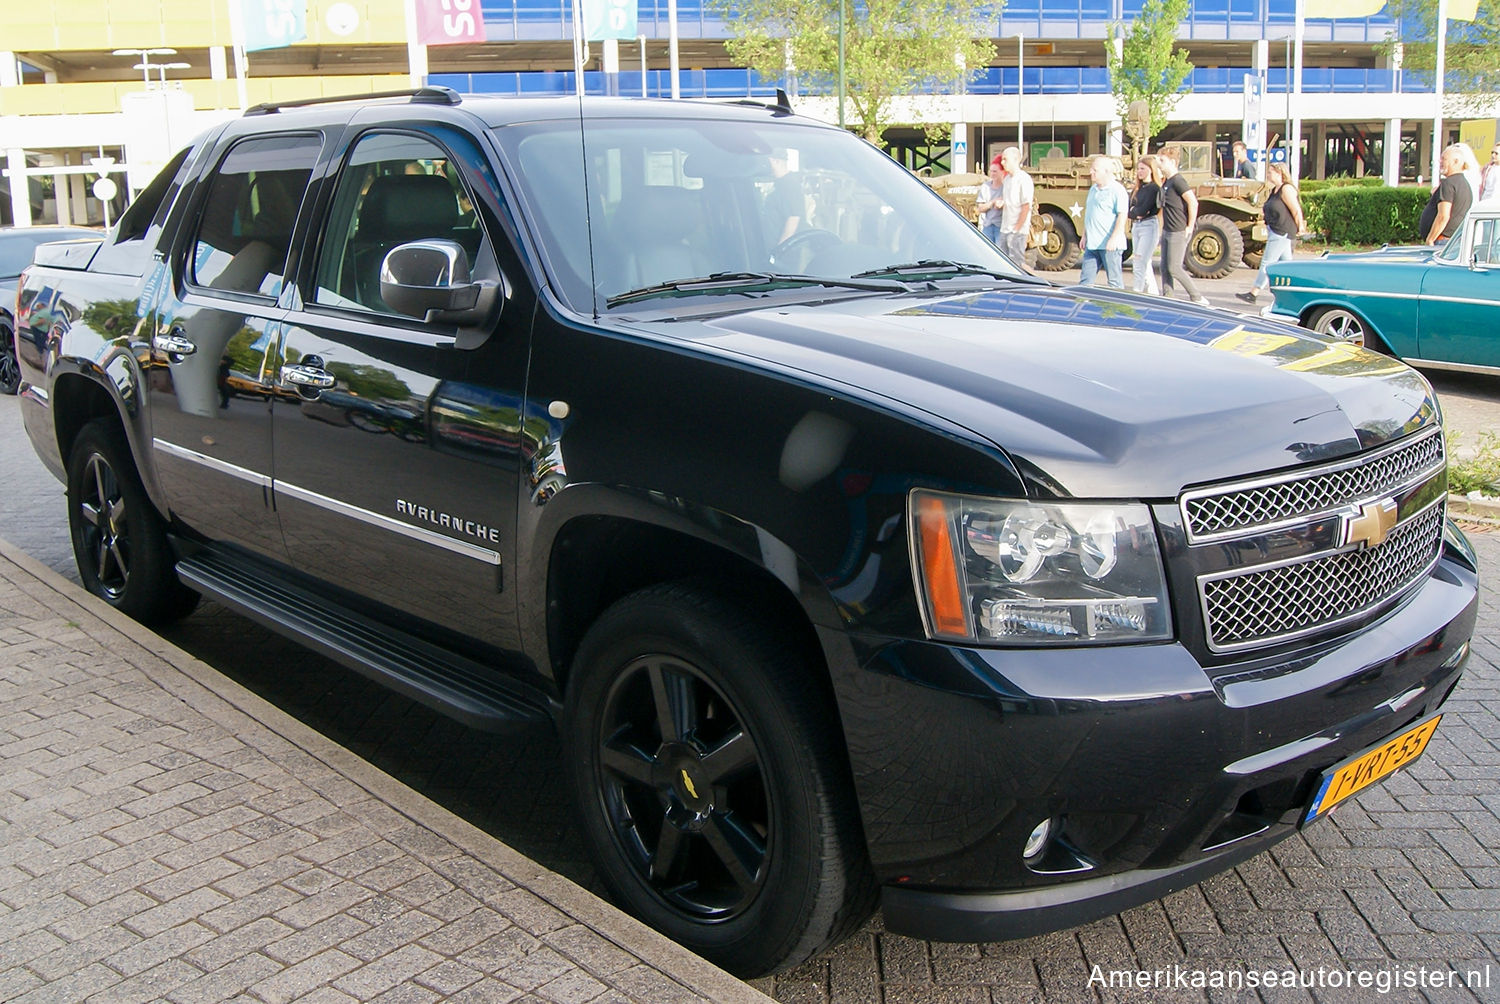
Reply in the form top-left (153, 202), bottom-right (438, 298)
top-left (7, 148), bottom-right (30, 227)
top-left (405, 0), bottom-right (429, 88)
top-left (1292, 0), bottom-right (1305, 183)
top-left (54, 155), bottom-right (71, 226)
top-left (0, 51), bottom-right (19, 87)
top-left (1384, 118), bottom-right (1402, 186)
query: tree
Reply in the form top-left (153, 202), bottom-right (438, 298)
top-left (1106, 0), bottom-right (1194, 160)
top-left (717, 0), bottom-right (996, 144)
top-left (1378, 0), bottom-right (1500, 117)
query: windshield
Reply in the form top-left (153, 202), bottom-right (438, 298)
top-left (492, 115), bottom-right (1024, 312)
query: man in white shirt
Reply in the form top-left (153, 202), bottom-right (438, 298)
top-left (998, 146), bottom-right (1033, 264)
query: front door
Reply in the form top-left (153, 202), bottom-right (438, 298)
top-left (1416, 216), bottom-right (1500, 368)
top-left (272, 127), bottom-right (531, 652)
top-left (148, 133), bottom-right (322, 561)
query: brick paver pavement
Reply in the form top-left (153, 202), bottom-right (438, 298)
top-left (0, 537), bottom-right (770, 1004)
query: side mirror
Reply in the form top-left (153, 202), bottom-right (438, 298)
top-left (380, 239), bottom-right (500, 333)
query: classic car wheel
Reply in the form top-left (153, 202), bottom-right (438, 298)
top-left (0, 326), bottom-right (20, 395)
top-left (67, 420), bottom-right (199, 625)
top-left (564, 580), bottom-right (875, 977)
top-left (1185, 214), bottom-right (1244, 279)
top-left (1032, 209), bottom-right (1081, 270)
top-left (1311, 307), bottom-right (1370, 348)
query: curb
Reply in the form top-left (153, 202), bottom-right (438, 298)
top-left (1447, 491), bottom-right (1500, 527)
top-left (0, 535), bottom-right (773, 1004)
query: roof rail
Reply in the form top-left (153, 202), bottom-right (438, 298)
top-left (244, 86), bottom-right (462, 117)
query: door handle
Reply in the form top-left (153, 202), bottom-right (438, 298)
top-left (281, 364), bottom-right (335, 389)
top-left (153, 329), bottom-right (197, 356)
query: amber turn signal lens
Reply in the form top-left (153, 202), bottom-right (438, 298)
top-left (917, 494), bottom-right (969, 636)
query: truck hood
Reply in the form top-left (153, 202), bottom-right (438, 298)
top-left (677, 284), bottom-right (1437, 498)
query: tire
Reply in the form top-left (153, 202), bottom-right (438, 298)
top-left (1309, 306), bottom-right (1380, 351)
top-left (1241, 249), bottom-right (1263, 271)
top-left (67, 419), bottom-right (200, 625)
top-left (1185, 213), bottom-right (1244, 279)
top-left (563, 580), bottom-right (876, 977)
top-left (1, 325), bottom-right (19, 395)
top-left (1032, 208), bottom-right (1081, 270)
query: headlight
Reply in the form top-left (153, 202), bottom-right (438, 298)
top-left (910, 489), bottom-right (1172, 645)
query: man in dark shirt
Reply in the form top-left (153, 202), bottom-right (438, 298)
top-left (1232, 141), bottom-right (1255, 180)
top-left (1420, 145), bottom-right (1473, 245)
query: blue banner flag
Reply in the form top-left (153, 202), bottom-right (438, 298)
top-left (241, 0), bottom-right (308, 52)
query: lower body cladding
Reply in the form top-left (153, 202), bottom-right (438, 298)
top-left (831, 542), bottom-right (1477, 943)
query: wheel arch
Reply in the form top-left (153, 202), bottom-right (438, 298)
top-left (48, 368), bottom-right (171, 515)
top-left (1297, 299), bottom-right (1393, 353)
top-left (538, 492), bottom-right (845, 706)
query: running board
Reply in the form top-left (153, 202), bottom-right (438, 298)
top-left (176, 551), bottom-right (555, 733)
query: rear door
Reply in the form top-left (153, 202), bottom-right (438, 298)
top-left (148, 133), bottom-right (322, 560)
top-left (272, 122), bottom-right (532, 652)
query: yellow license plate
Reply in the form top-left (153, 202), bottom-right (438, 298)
top-left (1302, 715), bottom-right (1442, 825)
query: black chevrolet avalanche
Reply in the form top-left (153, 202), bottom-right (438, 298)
top-left (13, 90), bottom-right (1477, 976)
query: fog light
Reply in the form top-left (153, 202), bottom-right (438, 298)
top-left (1023, 818), bottom-right (1054, 861)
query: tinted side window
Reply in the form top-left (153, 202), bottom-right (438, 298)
top-left (313, 131), bottom-right (484, 314)
top-left (188, 134), bottom-right (320, 297)
top-left (115, 146), bottom-right (192, 245)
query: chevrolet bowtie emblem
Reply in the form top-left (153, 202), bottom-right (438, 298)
top-left (1342, 497), bottom-right (1398, 549)
top-left (680, 769), bottom-right (699, 800)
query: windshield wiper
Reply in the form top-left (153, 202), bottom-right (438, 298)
top-left (606, 271), bottom-right (906, 307)
top-left (852, 259), bottom-right (1043, 282)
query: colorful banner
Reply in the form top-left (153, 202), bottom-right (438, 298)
top-left (583, 0), bottom-right (637, 41)
top-left (415, 0), bottom-right (488, 45)
top-left (239, 0), bottom-right (308, 52)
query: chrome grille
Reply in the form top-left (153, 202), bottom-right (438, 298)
top-left (1182, 431), bottom-right (1443, 541)
top-left (1200, 502), bottom-right (1445, 652)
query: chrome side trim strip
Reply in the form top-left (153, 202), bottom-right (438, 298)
top-left (1273, 285), bottom-right (1499, 309)
top-left (152, 439), bottom-right (272, 488)
top-left (274, 481), bottom-right (502, 566)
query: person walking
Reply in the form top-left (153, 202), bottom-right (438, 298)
top-left (1235, 161), bottom-right (1305, 306)
top-left (1128, 155), bottom-right (1163, 294)
top-left (1420, 144), bottom-right (1474, 246)
top-left (1158, 146), bottom-right (1210, 306)
top-left (998, 146), bottom-right (1034, 264)
top-left (975, 155), bottom-right (1005, 246)
top-left (1481, 143), bottom-right (1500, 204)
top-left (1079, 156), bottom-right (1128, 289)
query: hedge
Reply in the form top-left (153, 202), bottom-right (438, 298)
top-left (1299, 175), bottom-right (1386, 195)
top-left (1300, 185), bottom-right (1430, 244)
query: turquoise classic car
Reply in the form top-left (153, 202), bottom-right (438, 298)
top-left (1265, 197), bottom-right (1500, 374)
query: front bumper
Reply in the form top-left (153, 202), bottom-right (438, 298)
top-left (829, 537), bottom-right (1477, 943)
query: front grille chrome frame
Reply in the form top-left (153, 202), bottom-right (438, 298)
top-left (1180, 429), bottom-right (1444, 544)
top-left (1196, 497), bottom-right (1446, 654)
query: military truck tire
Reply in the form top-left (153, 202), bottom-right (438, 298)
top-left (1033, 209), bottom-right (1081, 270)
top-left (1185, 214), bottom-right (1244, 279)
top-left (1241, 249), bottom-right (1263, 271)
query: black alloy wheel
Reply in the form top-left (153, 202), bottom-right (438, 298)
top-left (67, 419), bottom-right (199, 624)
top-left (0, 327), bottom-right (20, 394)
top-left (565, 580), bottom-right (876, 977)
top-left (596, 654), bottom-right (769, 920)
